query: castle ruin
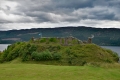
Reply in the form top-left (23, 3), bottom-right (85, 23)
top-left (31, 36), bottom-right (92, 46)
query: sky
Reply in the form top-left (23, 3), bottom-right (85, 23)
top-left (0, 0), bottom-right (120, 30)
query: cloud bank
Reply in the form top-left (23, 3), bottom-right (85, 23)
top-left (0, 0), bottom-right (120, 30)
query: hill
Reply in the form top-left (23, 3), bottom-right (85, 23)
top-left (0, 37), bottom-right (119, 66)
top-left (0, 26), bottom-right (120, 46)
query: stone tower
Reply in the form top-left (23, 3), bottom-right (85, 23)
top-left (88, 37), bottom-right (92, 43)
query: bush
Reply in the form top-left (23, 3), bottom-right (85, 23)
top-left (6, 43), bottom-right (24, 61)
top-left (31, 50), bottom-right (62, 61)
top-left (31, 50), bottom-right (53, 61)
top-left (21, 43), bottom-right (37, 61)
top-left (6, 49), bottom-right (19, 61)
top-left (49, 38), bottom-right (57, 42)
top-left (105, 58), bottom-right (112, 63)
top-left (0, 51), bottom-right (2, 56)
top-left (0, 42), bottom-right (37, 62)
top-left (39, 50), bottom-right (53, 60)
top-left (0, 51), bottom-right (3, 62)
top-left (22, 52), bottom-right (30, 61)
top-left (36, 45), bottom-right (46, 52)
top-left (0, 43), bottom-right (18, 61)
top-left (40, 38), bottom-right (46, 43)
top-left (52, 52), bottom-right (61, 60)
top-left (65, 48), bottom-right (73, 55)
top-left (48, 45), bottom-right (61, 52)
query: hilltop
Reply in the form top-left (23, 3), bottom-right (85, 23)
top-left (0, 26), bottom-right (120, 46)
top-left (0, 37), bottom-right (119, 66)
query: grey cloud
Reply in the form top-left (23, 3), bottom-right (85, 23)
top-left (1, 0), bottom-right (120, 26)
top-left (52, 0), bottom-right (94, 9)
top-left (6, 6), bottom-right (11, 10)
top-left (93, 0), bottom-right (120, 8)
top-left (91, 11), bottom-right (115, 20)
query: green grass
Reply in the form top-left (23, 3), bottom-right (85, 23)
top-left (0, 63), bottom-right (120, 80)
top-left (1, 41), bottom-right (119, 65)
top-left (0, 41), bottom-right (120, 80)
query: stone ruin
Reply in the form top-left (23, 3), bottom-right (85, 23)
top-left (56, 36), bottom-right (83, 46)
top-left (31, 36), bottom-right (93, 46)
top-left (87, 37), bottom-right (92, 43)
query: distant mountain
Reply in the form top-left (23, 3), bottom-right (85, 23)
top-left (0, 26), bottom-right (120, 46)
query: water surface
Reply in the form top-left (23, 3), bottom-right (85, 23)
top-left (0, 44), bottom-right (10, 51)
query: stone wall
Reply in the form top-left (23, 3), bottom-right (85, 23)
top-left (87, 37), bottom-right (92, 43)
top-left (31, 36), bottom-right (83, 45)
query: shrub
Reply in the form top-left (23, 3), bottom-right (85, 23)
top-left (31, 51), bottom-right (38, 60)
top-left (40, 38), bottom-right (46, 43)
top-left (0, 49), bottom-right (8, 62)
top-left (0, 51), bottom-right (3, 62)
top-left (36, 45), bottom-right (46, 52)
top-left (0, 42), bottom-right (37, 62)
top-left (31, 50), bottom-right (62, 61)
top-left (6, 49), bottom-right (19, 61)
top-left (105, 59), bottom-right (112, 63)
top-left (65, 48), bottom-right (73, 55)
top-left (48, 45), bottom-right (61, 52)
top-left (81, 61), bottom-right (87, 66)
top-left (31, 50), bottom-right (53, 61)
top-left (0, 43), bottom-right (18, 61)
top-left (22, 52), bottom-right (30, 61)
top-left (49, 38), bottom-right (57, 42)
top-left (39, 50), bottom-right (53, 60)
top-left (6, 43), bottom-right (24, 61)
top-left (52, 52), bottom-right (61, 60)
top-left (0, 51), bottom-right (2, 56)
top-left (21, 43), bottom-right (37, 61)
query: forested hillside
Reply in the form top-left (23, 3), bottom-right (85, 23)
top-left (0, 26), bottom-right (120, 46)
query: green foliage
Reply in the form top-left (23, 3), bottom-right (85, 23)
top-left (0, 40), bottom-right (119, 66)
top-left (20, 43), bottom-right (37, 61)
top-left (0, 64), bottom-right (120, 80)
top-left (31, 50), bottom-right (52, 61)
top-left (72, 39), bottom-right (78, 44)
top-left (31, 50), bottom-right (61, 61)
top-left (0, 51), bottom-right (3, 62)
top-left (52, 52), bottom-right (61, 60)
top-left (40, 38), bottom-right (46, 43)
top-left (36, 45), bottom-right (46, 52)
top-left (0, 44), bottom-right (17, 62)
top-left (0, 51), bottom-right (2, 56)
top-left (104, 58), bottom-right (112, 63)
top-left (61, 38), bottom-right (64, 44)
top-left (49, 38), bottom-right (57, 42)
top-left (47, 45), bottom-right (61, 52)
top-left (104, 48), bottom-right (119, 62)
top-left (0, 42), bottom-right (37, 62)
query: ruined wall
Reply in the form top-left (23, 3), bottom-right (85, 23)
top-left (32, 36), bottom-right (83, 46)
top-left (87, 37), bottom-right (92, 43)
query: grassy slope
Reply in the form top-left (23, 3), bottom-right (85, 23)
top-left (0, 39), bottom-right (120, 80)
top-left (0, 63), bottom-right (120, 80)
top-left (0, 39), bottom-right (119, 65)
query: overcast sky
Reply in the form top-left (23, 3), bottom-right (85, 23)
top-left (0, 0), bottom-right (120, 30)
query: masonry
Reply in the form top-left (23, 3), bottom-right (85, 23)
top-left (31, 36), bottom-right (93, 46)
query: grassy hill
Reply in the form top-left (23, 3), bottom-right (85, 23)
top-left (0, 37), bottom-right (120, 80)
top-left (0, 37), bottom-right (119, 66)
